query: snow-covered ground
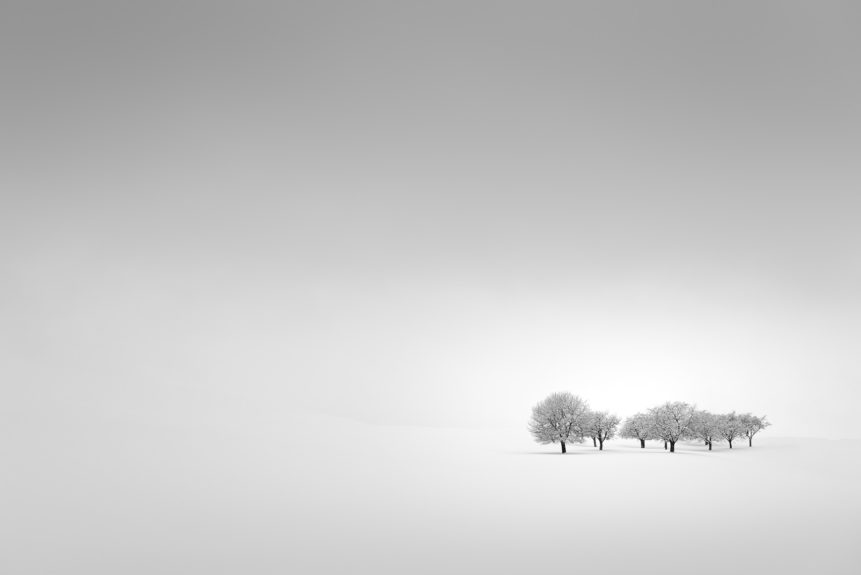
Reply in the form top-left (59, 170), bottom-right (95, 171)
top-left (5, 414), bottom-right (861, 574)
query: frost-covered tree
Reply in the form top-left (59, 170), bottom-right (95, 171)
top-left (582, 410), bottom-right (597, 447)
top-left (528, 393), bottom-right (589, 453)
top-left (649, 402), bottom-right (696, 453)
top-left (717, 412), bottom-right (745, 448)
top-left (689, 410), bottom-right (721, 451)
top-left (582, 411), bottom-right (620, 450)
top-left (620, 412), bottom-right (654, 448)
top-left (740, 413), bottom-right (771, 447)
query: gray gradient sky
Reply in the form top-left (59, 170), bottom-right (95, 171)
top-left (2, 1), bottom-right (860, 439)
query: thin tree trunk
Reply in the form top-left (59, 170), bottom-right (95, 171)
top-left (708, 441), bottom-right (712, 451)
top-left (592, 437), bottom-right (597, 447)
top-left (599, 439), bottom-right (604, 450)
top-left (749, 436), bottom-right (752, 447)
top-left (728, 440), bottom-right (733, 449)
top-left (640, 439), bottom-right (645, 449)
top-left (561, 441), bottom-right (566, 453)
top-left (670, 441), bottom-right (675, 453)
top-left (664, 441), bottom-right (667, 450)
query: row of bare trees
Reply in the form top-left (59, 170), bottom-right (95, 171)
top-left (529, 393), bottom-right (770, 454)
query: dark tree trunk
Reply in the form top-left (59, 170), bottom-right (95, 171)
top-left (749, 436), bottom-right (752, 447)
top-left (708, 441), bottom-right (712, 451)
top-left (728, 440), bottom-right (733, 449)
top-left (592, 437), bottom-right (597, 447)
top-left (561, 441), bottom-right (566, 453)
top-left (599, 439), bottom-right (604, 450)
top-left (669, 441), bottom-right (675, 453)
top-left (664, 441), bottom-right (668, 450)
top-left (640, 439), bottom-right (645, 449)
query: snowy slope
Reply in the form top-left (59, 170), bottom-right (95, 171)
top-left (5, 413), bottom-right (860, 574)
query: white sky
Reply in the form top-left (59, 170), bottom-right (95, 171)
top-left (2, 1), bottom-right (860, 438)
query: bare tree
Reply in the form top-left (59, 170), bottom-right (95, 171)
top-left (528, 393), bottom-right (590, 453)
top-left (740, 413), bottom-right (771, 447)
top-left (717, 412), bottom-right (745, 448)
top-left (649, 402), bottom-right (696, 453)
top-left (620, 413), bottom-right (654, 448)
top-left (582, 411), bottom-right (620, 450)
top-left (689, 410), bottom-right (721, 451)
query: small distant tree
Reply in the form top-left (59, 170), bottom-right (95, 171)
top-left (582, 410), bottom-right (597, 447)
top-left (717, 412), bottom-right (745, 448)
top-left (620, 413), bottom-right (654, 448)
top-left (740, 413), bottom-right (771, 447)
top-left (528, 393), bottom-right (590, 453)
top-left (689, 410), bottom-right (721, 451)
top-left (649, 402), bottom-right (696, 453)
top-left (582, 411), bottom-right (620, 450)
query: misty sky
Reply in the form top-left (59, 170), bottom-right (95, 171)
top-left (2, 1), bottom-right (860, 439)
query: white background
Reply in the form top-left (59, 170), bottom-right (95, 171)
top-left (2, 2), bottom-right (860, 573)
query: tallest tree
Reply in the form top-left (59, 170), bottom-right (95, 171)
top-left (529, 393), bottom-right (590, 453)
